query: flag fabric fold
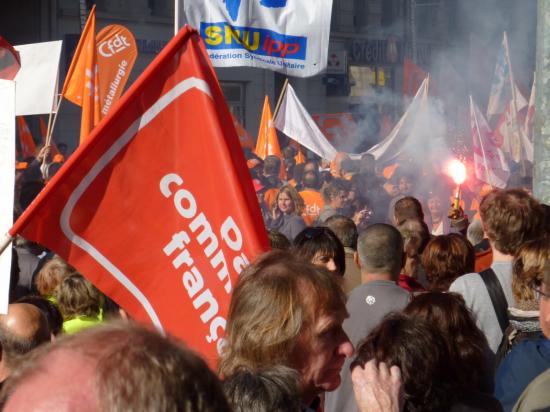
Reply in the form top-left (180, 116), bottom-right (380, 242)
top-left (273, 83), bottom-right (337, 161)
top-left (11, 26), bottom-right (268, 365)
top-left (62, 5), bottom-right (100, 143)
top-left (255, 95), bottom-right (282, 159)
top-left (365, 77), bottom-right (429, 165)
top-left (470, 97), bottom-right (510, 188)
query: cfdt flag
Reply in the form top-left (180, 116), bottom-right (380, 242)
top-left (10, 26), bottom-right (269, 365)
top-left (96, 25), bottom-right (138, 119)
top-left (183, 0), bottom-right (333, 77)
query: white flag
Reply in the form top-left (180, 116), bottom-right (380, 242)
top-left (470, 97), bottom-right (510, 188)
top-left (0, 80), bottom-right (15, 314)
top-left (365, 77), bottom-right (429, 165)
top-left (14, 41), bottom-right (62, 116)
top-left (487, 32), bottom-right (527, 121)
top-left (183, 0), bottom-right (333, 77)
top-left (273, 83), bottom-right (337, 161)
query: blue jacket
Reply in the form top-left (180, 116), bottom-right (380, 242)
top-left (494, 335), bottom-right (550, 412)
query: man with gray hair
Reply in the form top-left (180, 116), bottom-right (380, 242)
top-left (325, 223), bottom-right (410, 412)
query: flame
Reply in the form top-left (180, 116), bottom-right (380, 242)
top-left (446, 158), bottom-right (466, 185)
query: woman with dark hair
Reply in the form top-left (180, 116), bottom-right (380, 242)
top-left (421, 233), bottom-right (475, 291)
top-left (403, 292), bottom-right (494, 393)
top-left (293, 226), bottom-right (345, 278)
top-left (267, 185), bottom-right (306, 241)
top-left (351, 313), bottom-right (502, 412)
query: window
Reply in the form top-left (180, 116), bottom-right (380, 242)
top-left (220, 82), bottom-right (246, 125)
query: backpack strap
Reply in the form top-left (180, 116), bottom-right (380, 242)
top-left (479, 268), bottom-right (510, 333)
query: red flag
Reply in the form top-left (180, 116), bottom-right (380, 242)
top-left (0, 36), bottom-right (21, 80)
top-left (11, 26), bottom-right (269, 365)
top-left (402, 58), bottom-right (427, 97)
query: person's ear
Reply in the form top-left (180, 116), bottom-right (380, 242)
top-left (354, 251), bottom-right (361, 269)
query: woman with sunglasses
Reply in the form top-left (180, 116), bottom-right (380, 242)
top-left (293, 226), bottom-right (345, 278)
top-left (267, 185), bottom-right (306, 242)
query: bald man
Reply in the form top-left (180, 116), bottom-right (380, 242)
top-left (0, 303), bottom-right (50, 384)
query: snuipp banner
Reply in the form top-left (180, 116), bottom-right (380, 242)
top-left (10, 26), bottom-right (269, 366)
top-left (183, 0), bottom-right (333, 77)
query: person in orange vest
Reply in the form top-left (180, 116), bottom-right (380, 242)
top-left (298, 160), bottom-right (324, 226)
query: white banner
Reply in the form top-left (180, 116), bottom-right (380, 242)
top-left (273, 83), bottom-right (337, 160)
top-left (183, 0), bottom-right (333, 77)
top-left (14, 40), bottom-right (62, 115)
top-left (0, 80), bottom-right (15, 314)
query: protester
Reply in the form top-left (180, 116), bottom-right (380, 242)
top-left (403, 292), bottom-right (494, 393)
top-left (325, 215), bottom-right (361, 293)
top-left (34, 255), bottom-right (76, 300)
top-left (218, 251), bottom-right (353, 408)
top-left (318, 179), bottom-right (349, 224)
top-left (509, 241), bottom-right (550, 412)
top-left (293, 226), bottom-right (346, 278)
top-left (16, 295), bottom-right (63, 337)
top-left (392, 196), bottom-right (424, 226)
top-left (496, 237), bottom-right (549, 363)
top-left (0, 303), bottom-right (50, 386)
top-left (424, 189), bottom-right (453, 235)
top-left (266, 185), bottom-right (307, 241)
top-left (396, 219), bottom-right (429, 292)
top-left (0, 321), bottom-right (231, 411)
top-left (299, 160), bottom-right (324, 225)
top-left (325, 224), bottom-right (409, 412)
top-left (450, 189), bottom-right (543, 352)
top-left (54, 274), bottom-right (104, 334)
top-left (422, 233), bottom-right (475, 292)
top-left (494, 240), bottom-right (550, 411)
top-left (222, 366), bottom-right (301, 412)
top-left (351, 313), bottom-right (502, 412)
top-left (267, 230), bottom-right (291, 250)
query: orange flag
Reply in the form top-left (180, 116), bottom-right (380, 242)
top-left (61, 5), bottom-right (100, 144)
top-left (96, 24), bottom-right (138, 119)
top-left (16, 117), bottom-right (37, 159)
top-left (255, 95), bottom-right (281, 159)
top-left (232, 114), bottom-right (254, 150)
top-left (295, 149), bottom-right (306, 164)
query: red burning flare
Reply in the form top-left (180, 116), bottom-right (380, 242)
top-left (446, 158), bottom-right (466, 185)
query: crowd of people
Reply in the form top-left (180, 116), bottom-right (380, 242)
top-left (3, 141), bottom-right (550, 412)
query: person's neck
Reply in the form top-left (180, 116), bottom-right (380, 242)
top-left (361, 272), bottom-right (395, 284)
top-left (0, 361), bottom-right (11, 383)
top-left (491, 244), bottom-right (513, 263)
top-left (431, 214), bottom-right (442, 225)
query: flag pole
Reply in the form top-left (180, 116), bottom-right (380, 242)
top-left (273, 78), bottom-right (289, 120)
top-left (0, 233), bottom-right (14, 257)
top-left (470, 96), bottom-right (494, 189)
